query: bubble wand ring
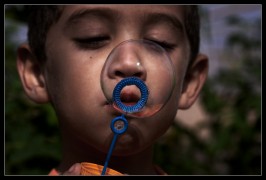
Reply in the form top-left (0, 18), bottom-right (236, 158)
top-left (112, 77), bottom-right (149, 113)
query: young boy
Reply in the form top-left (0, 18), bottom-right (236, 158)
top-left (16, 5), bottom-right (208, 175)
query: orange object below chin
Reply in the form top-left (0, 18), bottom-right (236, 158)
top-left (80, 162), bottom-right (123, 175)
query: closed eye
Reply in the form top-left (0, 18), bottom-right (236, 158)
top-left (146, 39), bottom-right (176, 51)
top-left (73, 36), bottom-right (110, 50)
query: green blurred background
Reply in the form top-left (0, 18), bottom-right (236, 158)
top-left (4, 5), bottom-right (261, 175)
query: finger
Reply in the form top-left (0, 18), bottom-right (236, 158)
top-left (62, 163), bottom-right (81, 175)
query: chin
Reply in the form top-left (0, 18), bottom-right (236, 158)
top-left (111, 147), bottom-right (141, 157)
top-left (110, 133), bottom-right (143, 156)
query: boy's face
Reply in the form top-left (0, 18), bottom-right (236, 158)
top-left (21, 5), bottom-right (204, 155)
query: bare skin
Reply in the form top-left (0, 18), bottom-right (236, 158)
top-left (17, 5), bottom-right (208, 175)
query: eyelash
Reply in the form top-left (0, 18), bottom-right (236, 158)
top-left (146, 39), bottom-right (176, 51)
top-left (74, 36), bottom-right (110, 50)
top-left (73, 36), bottom-right (176, 51)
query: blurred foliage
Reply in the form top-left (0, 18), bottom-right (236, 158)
top-left (5, 5), bottom-right (261, 175)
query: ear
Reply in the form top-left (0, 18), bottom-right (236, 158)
top-left (16, 43), bottom-right (50, 103)
top-left (178, 53), bottom-right (209, 109)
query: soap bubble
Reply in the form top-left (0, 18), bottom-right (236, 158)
top-left (101, 39), bottom-right (176, 118)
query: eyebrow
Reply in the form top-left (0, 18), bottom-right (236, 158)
top-left (143, 12), bottom-right (184, 32)
top-left (64, 7), bottom-right (184, 33)
top-left (65, 7), bottom-right (121, 26)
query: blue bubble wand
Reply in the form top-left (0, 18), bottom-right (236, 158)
top-left (101, 77), bottom-right (149, 175)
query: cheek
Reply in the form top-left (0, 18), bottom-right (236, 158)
top-left (44, 32), bottom-right (108, 97)
top-left (171, 47), bottom-right (190, 85)
top-left (44, 45), bottom-right (107, 115)
top-left (142, 89), bottom-right (179, 144)
top-left (43, 51), bottom-right (115, 148)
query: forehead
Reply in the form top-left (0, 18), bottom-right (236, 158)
top-left (58, 5), bottom-right (185, 24)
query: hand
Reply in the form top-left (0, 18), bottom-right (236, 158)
top-left (62, 163), bottom-right (81, 175)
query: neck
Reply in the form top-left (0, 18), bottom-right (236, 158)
top-left (57, 129), bottom-right (157, 175)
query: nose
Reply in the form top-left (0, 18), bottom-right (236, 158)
top-left (107, 41), bottom-right (147, 80)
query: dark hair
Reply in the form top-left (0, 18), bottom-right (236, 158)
top-left (27, 5), bottom-right (200, 65)
top-left (27, 5), bottom-right (63, 64)
top-left (185, 5), bottom-right (200, 66)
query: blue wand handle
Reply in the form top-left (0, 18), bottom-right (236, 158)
top-left (102, 77), bottom-right (148, 175)
top-left (101, 115), bottom-right (128, 175)
top-left (101, 133), bottom-right (118, 175)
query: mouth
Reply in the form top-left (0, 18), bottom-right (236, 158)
top-left (120, 88), bottom-right (141, 106)
top-left (104, 86), bottom-right (141, 115)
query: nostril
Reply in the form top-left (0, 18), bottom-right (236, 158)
top-left (115, 71), bottom-right (144, 79)
top-left (134, 72), bottom-right (143, 78)
top-left (114, 71), bottom-right (144, 79)
top-left (115, 71), bottom-right (125, 78)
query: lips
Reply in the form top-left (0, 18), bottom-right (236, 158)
top-left (120, 88), bottom-right (140, 105)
